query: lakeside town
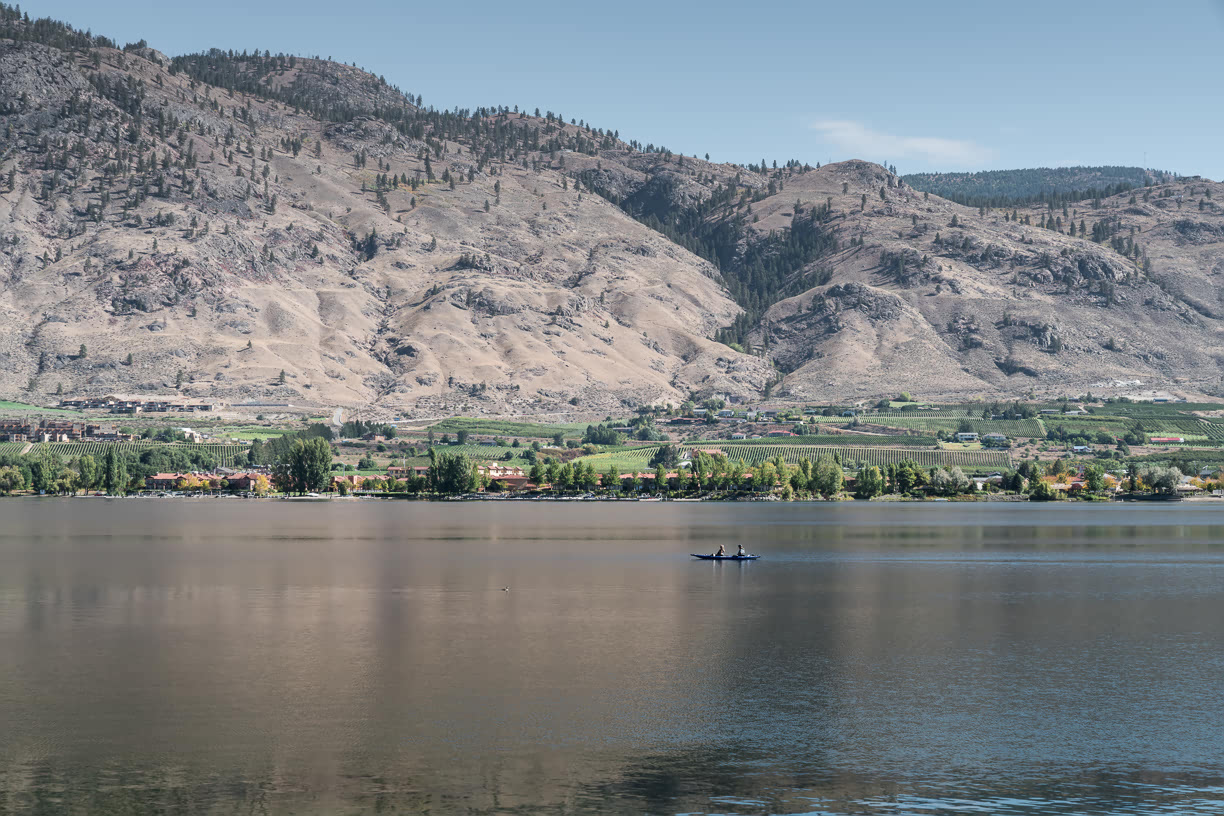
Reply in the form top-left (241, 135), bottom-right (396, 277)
top-left (2, 391), bottom-right (1224, 502)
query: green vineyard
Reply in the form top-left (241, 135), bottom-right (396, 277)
top-left (577, 444), bottom-right (1012, 473)
top-left (860, 408), bottom-right (985, 418)
top-left (412, 444), bottom-right (533, 462)
top-left (25, 441), bottom-right (251, 467)
top-left (1141, 418), bottom-right (1224, 439)
top-left (817, 416), bottom-right (1046, 438)
top-left (689, 445), bottom-right (1012, 470)
top-left (1051, 415), bottom-right (1224, 442)
top-left (722, 434), bottom-right (937, 447)
top-left (425, 418), bottom-right (590, 439)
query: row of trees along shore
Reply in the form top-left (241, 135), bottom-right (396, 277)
top-left (332, 447), bottom-right (1201, 502)
top-left (0, 439), bottom-right (1201, 500)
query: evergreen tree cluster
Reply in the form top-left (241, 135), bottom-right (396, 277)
top-left (902, 166), bottom-right (1172, 209)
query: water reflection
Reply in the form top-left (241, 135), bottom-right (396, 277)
top-left (1, 499), bottom-right (1223, 814)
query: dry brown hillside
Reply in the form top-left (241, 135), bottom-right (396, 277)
top-left (0, 27), bottom-right (771, 415)
top-left (737, 162), bottom-right (1224, 402)
top-left (1, 10), bottom-right (1221, 414)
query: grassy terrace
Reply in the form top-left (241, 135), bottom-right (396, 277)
top-left (424, 418), bottom-right (592, 439)
top-left (720, 434), bottom-right (938, 447)
top-left (576, 444), bottom-right (1012, 474)
top-left (0, 400), bottom-right (84, 417)
top-left (815, 416), bottom-right (1047, 437)
top-left (394, 443), bottom-right (534, 463)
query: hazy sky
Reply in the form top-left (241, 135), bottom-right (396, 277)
top-left (28, 0), bottom-right (1224, 178)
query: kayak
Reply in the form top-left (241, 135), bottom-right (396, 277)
top-left (691, 553), bottom-right (760, 560)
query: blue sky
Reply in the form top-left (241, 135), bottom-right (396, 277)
top-left (29, 0), bottom-right (1224, 179)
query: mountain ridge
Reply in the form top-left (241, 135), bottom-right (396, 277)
top-left (2, 6), bottom-right (1223, 414)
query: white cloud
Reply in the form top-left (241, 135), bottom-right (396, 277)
top-left (810, 120), bottom-right (994, 167)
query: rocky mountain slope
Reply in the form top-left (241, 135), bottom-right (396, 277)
top-left (731, 162), bottom-right (1224, 401)
top-left (0, 15), bottom-right (772, 414)
top-left (1, 8), bottom-right (1222, 412)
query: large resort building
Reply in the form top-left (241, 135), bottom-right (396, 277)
top-left (57, 395), bottom-right (219, 414)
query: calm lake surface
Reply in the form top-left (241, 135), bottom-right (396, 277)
top-left (2, 499), bottom-right (1224, 814)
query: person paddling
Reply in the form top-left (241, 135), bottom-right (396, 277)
top-left (737, 544), bottom-right (746, 557)
top-left (714, 544), bottom-right (726, 557)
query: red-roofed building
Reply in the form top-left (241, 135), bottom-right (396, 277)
top-left (226, 472), bottom-right (260, 490)
top-left (388, 466), bottom-right (430, 478)
top-left (332, 474), bottom-right (367, 490)
top-left (146, 473), bottom-right (187, 490)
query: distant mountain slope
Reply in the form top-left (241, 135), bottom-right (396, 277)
top-left (902, 166), bottom-right (1173, 208)
top-left (735, 162), bottom-right (1224, 402)
top-left (0, 3), bottom-right (1222, 412)
top-left (0, 7), bottom-right (773, 414)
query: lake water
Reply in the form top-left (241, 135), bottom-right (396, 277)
top-left (2, 499), bottom-right (1224, 814)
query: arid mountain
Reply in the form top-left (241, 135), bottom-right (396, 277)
top-left (1, 8), bottom-right (1222, 414)
top-left (735, 163), bottom-right (1224, 401)
top-left (0, 15), bottom-right (772, 415)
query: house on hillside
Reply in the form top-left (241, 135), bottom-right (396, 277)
top-left (956, 432), bottom-right (979, 443)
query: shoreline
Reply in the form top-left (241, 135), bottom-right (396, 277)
top-left (3, 493), bottom-right (1220, 504)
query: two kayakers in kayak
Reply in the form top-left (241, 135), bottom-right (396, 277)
top-left (712, 544), bottom-right (747, 557)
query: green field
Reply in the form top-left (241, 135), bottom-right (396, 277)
top-left (694, 444), bottom-right (1011, 471)
top-left (1094, 402), bottom-right (1223, 416)
top-left (27, 441), bottom-right (251, 467)
top-left (424, 418), bottom-right (596, 439)
top-left (722, 434), bottom-right (937, 447)
top-left (210, 427), bottom-right (290, 441)
top-left (1141, 418), bottom-right (1224, 439)
top-left (1049, 414), bottom-right (1224, 442)
top-left (577, 444), bottom-right (1011, 473)
top-left (816, 416), bottom-right (1046, 438)
top-left (0, 400), bottom-right (83, 417)
top-left (409, 443), bottom-right (533, 462)
top-left (865, 408), bottom-right (985, 418)
top-left (575, 447), bottom-right (660, 472)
